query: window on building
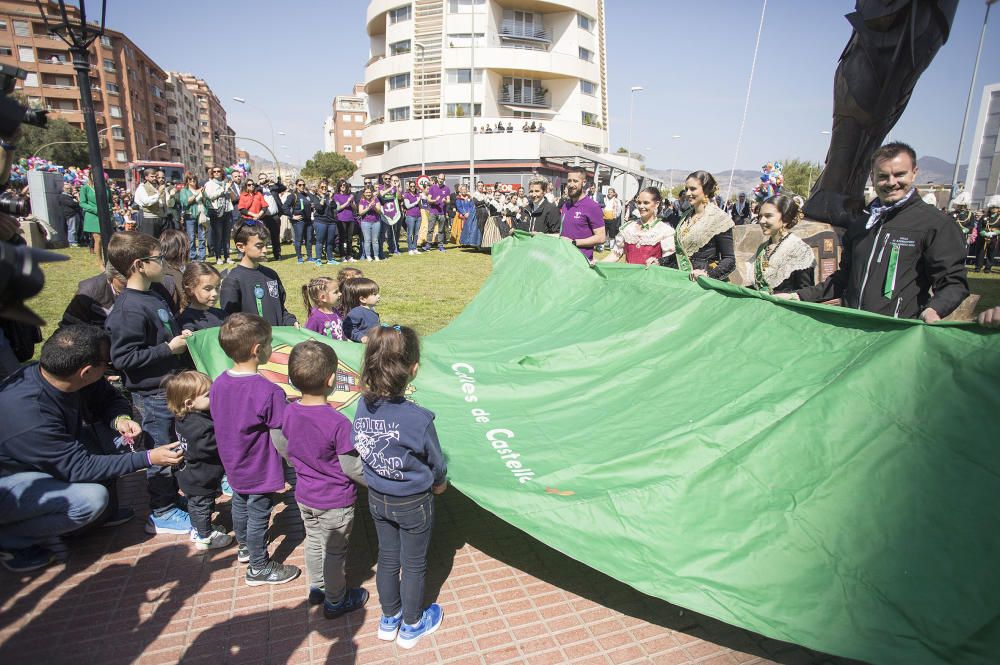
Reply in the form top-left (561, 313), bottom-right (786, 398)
top-left (579, 47), bottom-right (594, 62)
top-left (446, 103), bottom-right (482, 118)
top-left (100, 35), bottom-right (112, 48)
top-left (582, 111), bottom-right (600, 127)
top-left (152, 86), bottom-right (164, 98)
top-left (114, 150), bottom-right (127, 162)
top-left (448, 0), bottom-right (485, 12)
top-left (580, 80), bottom-right (597, 96)
top-left (343, 129), bottom-right (352, 137)
top-left (389, 39), bottom-right (411, 56)
top-left (389, 106), bottom-right (410, 122)
top-left (388, 5), bottom-right (411, 24)
top-left (344, 145), bottom-right (352, 153)
top-left (110, 105), bottom-right (122, 118)
top-left (501, 76), bottom-right (544, 104)
top-left (106, 82), bottom-right (120, 95)
top-left (103, 58), bottom-right (115, 72)
top-left (23, 73), bottom-right (37, 87)
top-left (446, 68), bottom-right (482, 84)
top-left (354, 129), bottom-right (363, 137)
top-left (578, 14), bottom-right (595, 32)
top-left (12, 21), bottom-right (29, 37)
top-left (447, 33), bottom-right (486, 48)
top-left (0, 47), bottom-right (12, 57)
top-left (112, 126), bottom-right (124, 139)
top-left (17, 46), bottom-right (34, 63)
top-left (389, 73), bottom-right (410, 90)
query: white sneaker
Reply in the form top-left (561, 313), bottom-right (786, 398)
top-left (374, 257), bottom-right (381, 262)
top-left (192, 529), bottom-right (234, 551)
top-left (215, 258), bottom-right (222, 265)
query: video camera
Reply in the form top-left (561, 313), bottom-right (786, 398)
top-left (0, 64), bottom-right (48, 136)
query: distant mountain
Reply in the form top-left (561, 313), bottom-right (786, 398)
top-left (647, 156), bottom-right (968, 194)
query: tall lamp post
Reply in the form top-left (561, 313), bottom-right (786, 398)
top-left (624, 85), bottom-right (643, 209)
top-left (233, 96), bottom-right (281, 180)
top-left (35, 0), bottom-right (113, 257)
top-left (147, 142), bottom-right (167, 158)
top-left (414, 43), bottom-right (426, 176)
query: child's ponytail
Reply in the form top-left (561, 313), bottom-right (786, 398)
top-left (361, 325), bottom-right (420, 406)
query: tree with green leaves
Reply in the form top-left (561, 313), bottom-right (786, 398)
top-left (14, 118), bottom-right (89, 167)
top-left (300, 151), bottom-right (357, 183)
top-left (779, 158), bottom-right (823, 198)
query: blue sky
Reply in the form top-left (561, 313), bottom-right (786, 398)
top-left (111, 0), bottom-right (1000, 172)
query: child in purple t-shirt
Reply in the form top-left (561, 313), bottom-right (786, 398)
top-left (282, 340), bottom-right (369, 619)
top-left (210, 313), bottom-right (300, 586)
top-left (301, 276), bottom-right (344, 340)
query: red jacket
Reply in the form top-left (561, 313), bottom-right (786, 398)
top-left (237, 191), bottom-right (266, 219)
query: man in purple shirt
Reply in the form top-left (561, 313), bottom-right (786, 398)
top-left (559, 166), bottom-right (606, 260)
top-left (422, 173), bottom-right (452, 252)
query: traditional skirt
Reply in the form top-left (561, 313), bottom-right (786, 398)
top-left (480, 215), bottom-right (509, 249)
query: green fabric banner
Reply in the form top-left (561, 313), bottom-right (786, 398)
top-left (187, 232), bottom-right (1000, 665)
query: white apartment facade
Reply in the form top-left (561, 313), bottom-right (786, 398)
top-left (966, 82), bottom-right (1000, 206)
top-left (361, 0), bottom-right (616, 187)
top-left (166, 72), bottom-right (205, 177)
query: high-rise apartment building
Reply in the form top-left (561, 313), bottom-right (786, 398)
top-left (170, 72), bottom-right (236, 170)
top-left (0, 0), bottom-right (173, 176)
top-left (165, 72), bottom-right (204, 177)
top-left (329, 83), bottom-right (368, 166)
top-left (361, 0), bottom-right (616, 186)
top-left (967, 82), bottom-right (1000, 206)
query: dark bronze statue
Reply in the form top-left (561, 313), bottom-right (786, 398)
top-left (805, 0), bottom-right (958, 226)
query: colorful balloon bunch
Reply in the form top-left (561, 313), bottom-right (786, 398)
top-left (753, 161), bottom-right (784, 202)
top-left (9, 157), bottom-right (99, 187)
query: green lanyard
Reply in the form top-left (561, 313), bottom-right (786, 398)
top-left (157, 308), bottom-right (173, 336)
top-left (253, 284), bottom-right (265, 317)
top-left (883, 244), bottom-right (900, 299)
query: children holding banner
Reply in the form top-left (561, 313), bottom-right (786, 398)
top-left (219, 222), bottom-right (298, 327)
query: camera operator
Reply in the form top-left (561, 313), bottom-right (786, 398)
top-left (0, 325), bottom-right (184, 572)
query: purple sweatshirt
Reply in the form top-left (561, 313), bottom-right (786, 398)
top-left (305, 308), bottom-right (344, 340)
top-left (427, 183), bottom-right (450, 215)
top-left (282, 401), bottom-right (356, 510)
top-left (332, 193), bottom-right (355, 222)
top-left (560, 195), bottom-right (606, 260)
top-left (209, 371), bottom-right (287, 495)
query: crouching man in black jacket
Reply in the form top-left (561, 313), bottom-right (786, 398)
top-left (0, 325), bottom-right (183, 573)
top-left (783, 142), bottom-right (968, 321)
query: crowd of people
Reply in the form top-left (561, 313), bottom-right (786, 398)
top-left (0, 140), bottom-right (997, 652)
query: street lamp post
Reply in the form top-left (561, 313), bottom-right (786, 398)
top-left (625, 86), bottom-right (643, 210)
top-left (35, 0), bottom-right (113, 257)
top-left (414, 43), bottom-right (426, 176)
top-left (147, 142), bottom-right (167, 158)
top-left (233, 96), bottom-right (281, 180)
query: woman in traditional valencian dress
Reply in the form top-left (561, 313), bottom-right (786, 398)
top-left (664, 170), bottom-right (736, 281)
top-left (748, 194), bottom-right (815, 294)
top-left (600, 187), bottom-right (675, 267)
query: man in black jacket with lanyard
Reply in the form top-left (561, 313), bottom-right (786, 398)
top-left (0, 325), bottom-right (183, 572)
top-left (515, 176), bottom-right (560, 235)
top-left (784, 142), bottom-right (968, 321)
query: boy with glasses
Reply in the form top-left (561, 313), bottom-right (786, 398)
top-left (105, 232), bottom-right (194, 536)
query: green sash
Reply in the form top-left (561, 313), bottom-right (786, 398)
top-left (674, 212), bottom-right (694, 272)
top-left (752, 242), bottom-right (772, 294)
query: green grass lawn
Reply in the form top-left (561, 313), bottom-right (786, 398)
top-left (27, 246), bottom-right (999, 354)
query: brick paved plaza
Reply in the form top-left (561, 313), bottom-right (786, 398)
top-left (0, 473), bottom-right (858, 665)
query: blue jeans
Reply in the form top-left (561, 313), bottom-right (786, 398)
top-left (292, 220), bottom-right (313, 260)
top-left (404, 216), bottom-right (420, 250)
top-left (231, 491), bottom-right (274, 569)
top-left (185, 217), bottom-right (206, 261)
top-left (0, 472), bottom-right (108, 550)
top-left (314, 221), bottom-right (337, 262)
top-left (382, 219), bottom-right (401, 254)
top-left (65, 214), bottom-right (80, 245)
top-left (368, 488), bottom-right (435, 624)
top-left (131, 390), bottom-right (179, 517)
top-left (209, 212), bottom-right (232, 260)
top-left (360, 220), bottom-right (379, 259)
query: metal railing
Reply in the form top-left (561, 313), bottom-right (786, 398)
top-left (498, 20), bottom-right (551, 42)
top-left (497, 89), bottom-right (550, 108)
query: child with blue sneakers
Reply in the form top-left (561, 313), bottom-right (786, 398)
top-left (353, 325), bottom-right (448, 649)
top-left (282, 340), bottom-right (368, 619)
top-left (105, 231), bottom-right (193, 536)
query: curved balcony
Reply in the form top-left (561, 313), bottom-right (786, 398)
top-left (364, 52), bottom-right (412, 94)
top-left (444, 47), bottom-right (599, 81)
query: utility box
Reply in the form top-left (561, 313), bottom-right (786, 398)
top-left (27, 170), bottom-right (67, 248)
